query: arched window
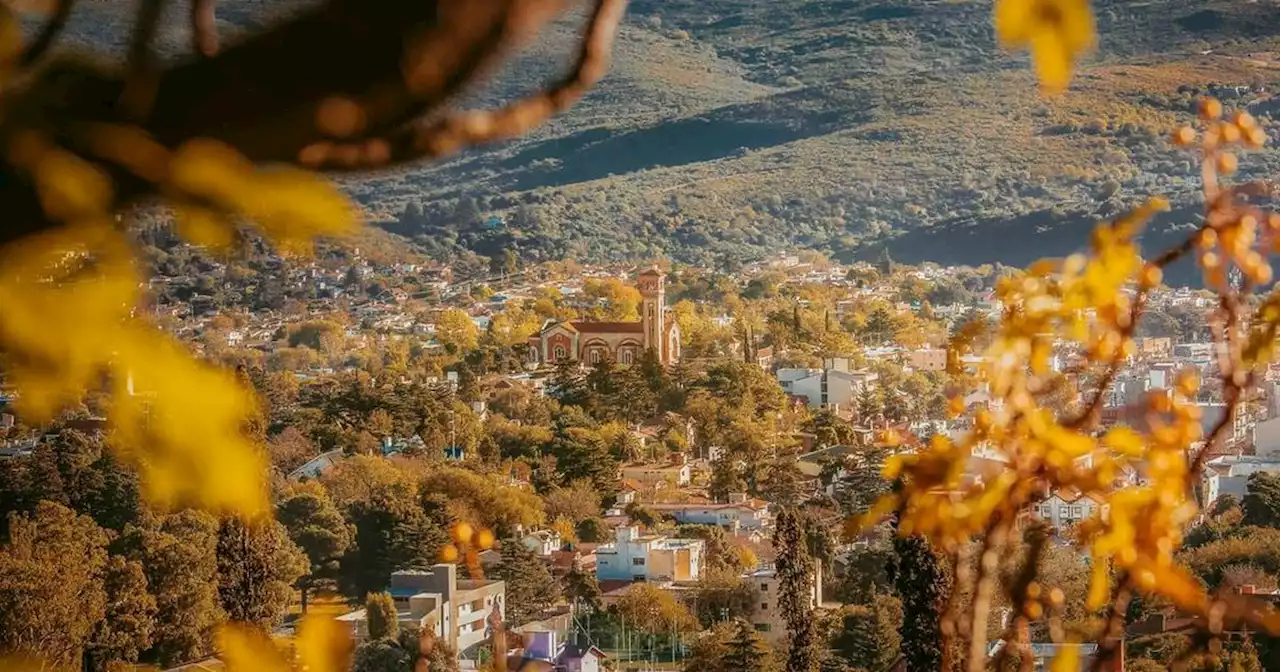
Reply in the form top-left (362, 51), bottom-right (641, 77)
top-left (621, 349), bottom-right (634, 365)
top-left (590, 349), bottom-right (601, 364)
top-left (553, 345), bottom-right (567, 360)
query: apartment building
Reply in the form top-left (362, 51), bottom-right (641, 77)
top-left (337, 564), bottom-right (505, 655)
top-left (595, 525), bottom-right (704, 582)
top-left (646, 493), bottom-right (772, 531)
top-left (745, 564), bottom-right (823, 644)
top-left (775, 357), bottom-right (877, 410)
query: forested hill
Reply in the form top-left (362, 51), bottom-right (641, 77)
top-left (28, 0), bottom-right (1280, 272)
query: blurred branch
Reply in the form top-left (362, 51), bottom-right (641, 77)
top-left (0, 0), bottom-right (628, 245)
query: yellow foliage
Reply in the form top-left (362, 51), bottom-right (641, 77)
top-left (0, 125), bottom-right (360, 518)
top-left (218, 616), bottom-right (351, 672)
top-left (994, 0), bottom-right (1096, 93)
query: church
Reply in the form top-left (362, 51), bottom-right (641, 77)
top-left (528, 267), bottom-right (681, 366)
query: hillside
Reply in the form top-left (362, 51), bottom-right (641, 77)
top-left (25, 0), bottom-right (1280, 273)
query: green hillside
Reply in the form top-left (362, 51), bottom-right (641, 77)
top-left (30, 0), bottom-right (1280, 272)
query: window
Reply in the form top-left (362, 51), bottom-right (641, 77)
top-left (755, 623), bottom-right (771, 632)
top-left (761, 602), bottom-right (768, 610)
top-left (761, 583), bottom-right (769, 592)
top-left (632, 557), bottom-right (646, 565)
top-left (1072, 506), bottom-right (1083, 517)
top-left (590, 349), bottom-right (601, 364)
top-left (1059, 506), bottom-right (1068, 517)
top-left (621, 349), bottom-right (634, 365)
top-left (553, 345), bottom-right (567, 360)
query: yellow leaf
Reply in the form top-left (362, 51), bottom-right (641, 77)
top-left (297, 616), bottom-right (353, 672)
top-left (1049, 644), bottom-right (1080, 672)
top-left (218, 623), bottom-right (289, 672)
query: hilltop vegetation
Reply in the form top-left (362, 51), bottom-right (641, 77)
top-left (31, 0), bottom-right (1280, 275)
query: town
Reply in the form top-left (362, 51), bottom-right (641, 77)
top-left (3, 233), bottom-right (1277, 671)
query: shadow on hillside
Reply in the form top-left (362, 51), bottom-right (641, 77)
top-left (860, 203), bottom-right (1216, 287)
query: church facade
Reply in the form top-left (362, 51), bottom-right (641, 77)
top-left (528, 268), bottom-right (681, 366)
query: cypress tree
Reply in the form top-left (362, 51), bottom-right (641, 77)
top-left (774, 508), bottom-right (819, 672)
top-left (889, 528), bottom-right (950, 671)
top-left (365, 591), bottom-right (399, 640)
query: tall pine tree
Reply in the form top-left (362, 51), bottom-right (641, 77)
top-left (890, 528), bottom-right (950, 671)
top-left (722, 618), bottom-right (772, 672)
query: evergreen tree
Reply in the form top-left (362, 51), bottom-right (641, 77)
top-left (127, 509), bottom-right (222, 667)
top-left (549, 427), bottom-right (619, 496)
top-left (774, 507), bottom-right (819, 672)
top-left (563, 564), bottom-right (603, 613)
top-left (763, 458), bottom-right (806, 508)
top-left (0, 502), bottom-right (109, 669)
top-left (710, 454), bottom-right (747, 502)
top-left (722, 618), bottom-right (772, 672)
top-left (87, 555), bottom-right (157, 671)
top-left (351, 637), bottom-right (412, 672)
top-left (278, 486), bottom-right (353, 612)
top-left (1243, 472), bottom-right (1280, 528)
top-left (340, 494), bottom-right (447, 599)
top-left (549, 359), bottom-right (588, 407)
top-left (890, 531), bottom-right (950, 672)
top-left (494, 538), bottom-right (560, 626)
top-left (216, 516), bottom-right (309, 630)
top-left (830, 595), bottom-right (902, 671)
top-left (366, 592), bottom-right (400, 640)
top-left (856, 386), bottom-right (883, 425)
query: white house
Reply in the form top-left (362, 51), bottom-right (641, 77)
top-left (620, 457), bottom-right (692, 487)
top-left (1202, 455), bottom-right (1280, 506)
top-left (645, 493), bottom-right (772, 531)
top-left (1029, 491), bottom-right (1105, 531)
top-left (595, 526), bottom-right (704, 583)
top-left (522, 529), bottom-right (563, 556)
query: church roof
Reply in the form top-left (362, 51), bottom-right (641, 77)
top-left (638, 266), bottom-right (666, 277)
top-left (571, 321), bottom-right (644, 334)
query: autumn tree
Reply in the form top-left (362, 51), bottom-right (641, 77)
top-left (613, 582), bottom-right (697, 646)
top-left (436, 309), bottom-right (480, 354)
top-left (87, 555), bottom-right (158, 671)
top-left (0, 502), bottom-right (109, 668)
top-left (277, 484), bottom-right (353, 612)
top-left (216, 516), bottom-right (308, 629)
top-left (494, 538), bottom-right (560, 626)
top-left (117, 509), bottom-right (222, 667)
top-left (689, 569), bottom-right (759, 627)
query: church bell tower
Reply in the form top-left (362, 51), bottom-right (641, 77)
top-left (638, 267), bottom-right (666, 364)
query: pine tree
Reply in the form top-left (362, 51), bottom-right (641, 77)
top-left (216, 516), bottom-right (309, 630)
top-left (831, 595), bottom-right (902, 671)
top-left (494, 538), bottom-right (560, 626)
top-left (365, 592), bottom-right (399, 640)
top-left (890, 530), bottom-right (950, 672)
top-left (277, 486), bottom-right (353, 612)
top-left (774, 507), bottom-right (819, 672)
top-left (710, 454), bottom-right (747, 502)
top-left (722, 618), bottom-right (771, 672)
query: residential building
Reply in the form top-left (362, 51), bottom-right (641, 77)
top-left (527, 267), bottom-right (681, 366)
top-left (1030, 491), bottom-right (1105, 530)
top-left (337, 564), bottom-right (505, 656)
top-left (775, 358), bottom-right (877, 410)
top-left (745, 564), bottom-right (823, 644)
top-left (907, 347), bottom-right (948, 372)
top-left (595, 526), bottom-right (704, 582)
top-left (620, 456), bottom-right (692, 487)
top-left (646, 493), bottom-right (772, 531)
top-left (1202, 455), bottom-right (1280, 506)
top-left (522, 529), bottom-right (563, 556)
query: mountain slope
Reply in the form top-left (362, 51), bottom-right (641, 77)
top-left (23, 0), bottom-right (1280, 271)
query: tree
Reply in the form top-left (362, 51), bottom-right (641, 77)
top-left (0, 502), bottom-right (109, 669)
top-left (436, 309), bottom-right (480, 354)
top-left (216, 515), bottom-right (309, 630)
top-left (833, 544), bottom-right (893, 605)
top-left (494, 538), bottom-right (560, 626)
top-left (549, 426), bottom-right (619, 497)
top-left (543, 480), bottom-right (603, 525)
top-left (130, 510), bottom-right (222, 667)
top-left (419, 467), bottom-right (545, 536)
top-left (366, 592), bottom-right (400, 640)
top-left (613, 582), bottom-right (697, 640)
top-left (710, 454), bottom-right (747, 502)
top-left (774, 507), bottom-right (819, 672)
top-left (830, 595), bottom-right (902, 671)
top-left (690, 569), bottom-right (759, 627)
top-left (87, 555), bottom-right (158, 672)
top-left (340, 494), bottom-right (447, 599)
top-left (722, 618), bottom-right (775, 672)
top-left (563, 565), bottom-right (603, 613)
top-left (1243, 472), bottom-right (1280, 528)
top-left (406, 627), bottom-right (461, 672)
top-left (891, 532), bottom-right (950, 672)
top-left (763, 458), bottom-right (807, 509)
top-left (277, 485), bottom-right (353, 612)
top-left (676, 524), bottom-right (754, 574)
top-left (352, 637), bottom-right (413, 672)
